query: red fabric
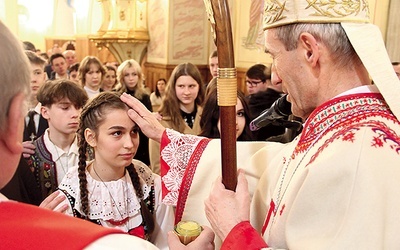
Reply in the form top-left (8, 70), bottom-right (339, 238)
top-left (128, 225), bottom-right (145, 239)
top-left (261, 199), bottom-right (276, 235)
top-left (174, 138), bottom-right (210, 224)
top-left (221, 221), bottom-right (268, 250)
top-left (160, 130), bottom-right (171, 200)
top-left (0, 201), bottom-right (122, 250)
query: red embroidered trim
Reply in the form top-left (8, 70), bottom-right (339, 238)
top-left (160, 131), bottom-right (172, 200)
top-left (174, 138), bottom-right (211, 224)
top-left (296, 93), bottom-right (398, 157)
top-left (309, 120), bottom-right (400, 165)
top-left (371, 126), bottom-right (400, 153)
top-left (261, 199), bottom-right (275, 235)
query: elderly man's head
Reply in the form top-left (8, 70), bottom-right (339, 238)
top-left (63, 50), bottom-right (77, 67)
top-left (0, 21), bottom-right (31, 188)
top-left (262, 0), bottom-right (399, 120)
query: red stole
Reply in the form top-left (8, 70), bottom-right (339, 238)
top-left (0, 201), bottom-right (122, 249)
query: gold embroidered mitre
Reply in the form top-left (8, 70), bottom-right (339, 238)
top-left (262, 0), bottom-right (400, 122)
top-left (263, 0), bottom-right (370, 29)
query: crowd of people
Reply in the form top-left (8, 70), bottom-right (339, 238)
top-left (1, 0), bottom-right (400, 249)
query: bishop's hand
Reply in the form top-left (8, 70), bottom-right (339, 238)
top-left (120, 93), bottom-right (166, 143)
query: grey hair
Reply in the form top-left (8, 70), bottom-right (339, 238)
top-left (275, 23), bottom-right (359, 68)
top-left (0, 21), bottom-right (30, 130)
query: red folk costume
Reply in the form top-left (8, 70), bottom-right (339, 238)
top-left (160, 86), bottom-right (400, 249)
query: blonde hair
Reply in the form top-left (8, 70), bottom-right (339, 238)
top-left (116, 59), bottom-right (146, 99)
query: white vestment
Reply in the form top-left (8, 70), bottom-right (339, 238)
top-left (159, 87), bottom-right (400, 249)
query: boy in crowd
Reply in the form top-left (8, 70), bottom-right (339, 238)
top-left (23, 51), bottom-right (48, 142)
top-left (28, 79), bottom-right (88, 200)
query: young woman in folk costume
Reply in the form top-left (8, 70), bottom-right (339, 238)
top-left (58, 92), bottom-right (174, 249)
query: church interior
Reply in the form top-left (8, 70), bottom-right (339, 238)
top-left (0, 0), bottom-right (399, 93)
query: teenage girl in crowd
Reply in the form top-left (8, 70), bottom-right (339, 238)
top-left (116, 59), bottom-right (152, 165)
top-left (101, 65), bottom-right (117, 92)
top-left (79, 56), bottom-right (106, 99)
top-left (58, 92), bottom-right (174, 249)
top-left (200, 84), bottom-right (253, 141)
top-left (150, 78), bottom-right (167, 112)
top-left (149, 62), bottom-right (205, 174)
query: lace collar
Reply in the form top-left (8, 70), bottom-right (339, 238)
top-left (59, 160), bottom-right (154, 222)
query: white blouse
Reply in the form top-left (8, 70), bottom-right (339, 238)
top-left (58, 159), bottom-right (174, 250)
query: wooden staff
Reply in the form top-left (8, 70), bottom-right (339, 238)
top-left (204, 0), bottom-right (237, 191)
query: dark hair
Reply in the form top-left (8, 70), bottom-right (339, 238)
top-left (105, 65), bottom-right (117, 73)
top-left (68, 62), bottom-right (80, 72)
top-left (155, 78), bottom-right (166, 98)
top-left (209, 50), bottom-right (217, 58)
top-left (200, 87), bottom-right (253, 141)
top-left (25, 51), bottom-right (46, 67)
top-left (37, 79), bottom-right (88, 108)
top-left (49, 53), bottom-right (66, 65)
top-left (40, 52), bottom-right (49, 61)
top-left (23, 41), bottom-right (36, 52)
top-left (246, 64), bottom-right (271, 82)
top-left (66, 42), bottom-right (75, 50)
top-left (77, 92), bottom-right (154, 234)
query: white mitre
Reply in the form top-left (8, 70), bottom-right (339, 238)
top-left (263, 0), bottom-right (400, 120)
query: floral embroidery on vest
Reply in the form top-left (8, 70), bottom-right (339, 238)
top-left (29, 135), bottom-right (58, 199)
